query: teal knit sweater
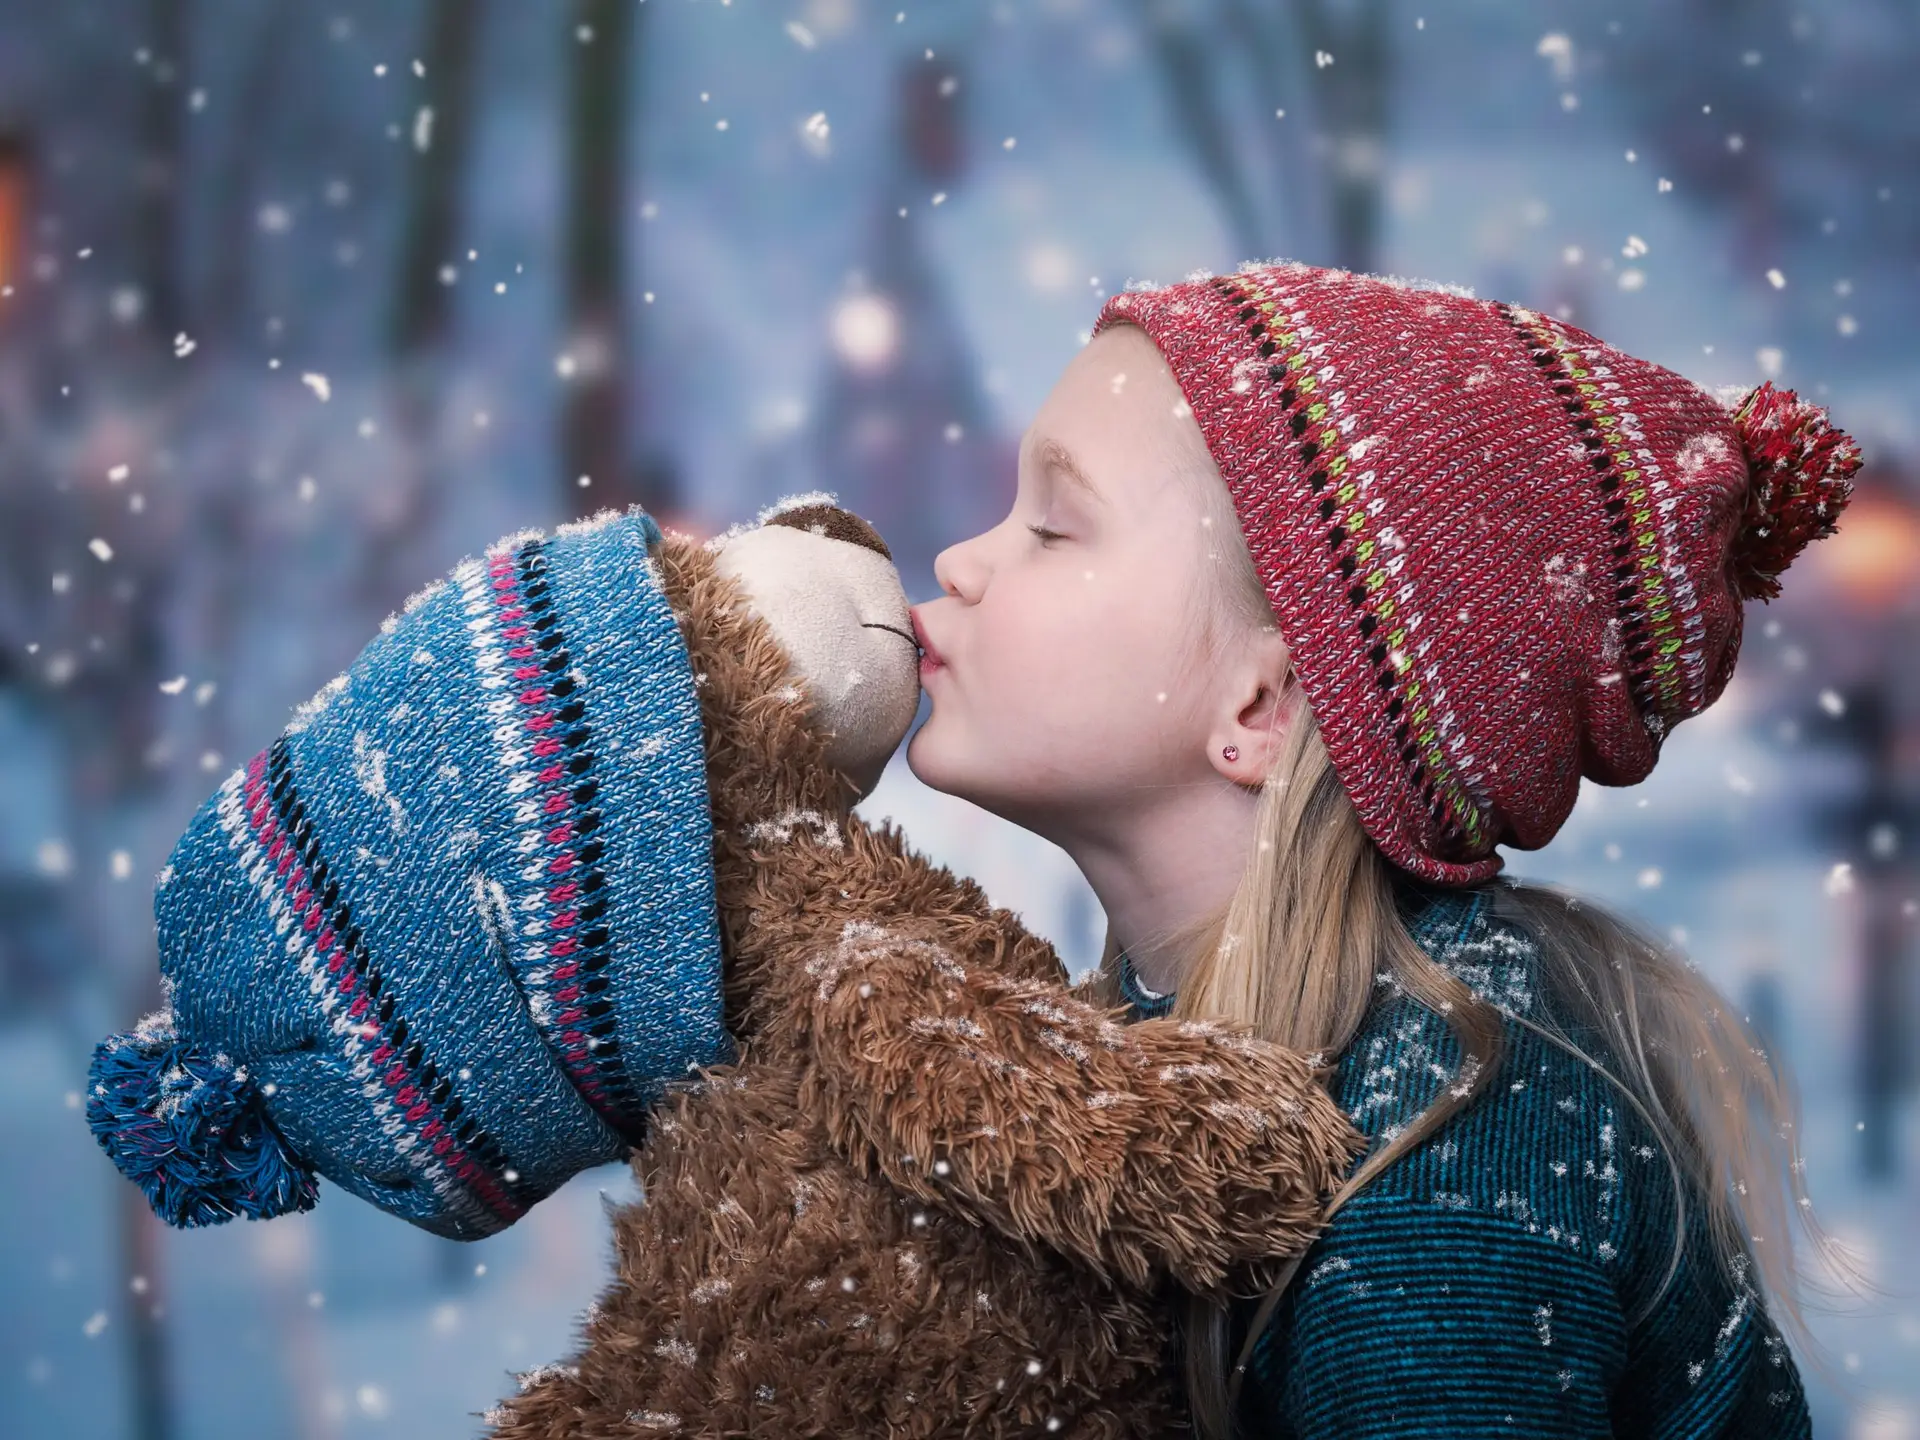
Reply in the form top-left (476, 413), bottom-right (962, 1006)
top-left (1117, 876), bottom-right (1812, 1438)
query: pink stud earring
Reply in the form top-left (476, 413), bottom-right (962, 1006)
top-left (1222, 744), bottom-right (1240, 762)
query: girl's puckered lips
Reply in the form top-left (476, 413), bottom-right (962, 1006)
top-left (910, 608), bottom-right (945, 672)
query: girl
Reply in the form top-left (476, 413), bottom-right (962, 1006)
top-left (906, 260), bottom-right (1863, 1437)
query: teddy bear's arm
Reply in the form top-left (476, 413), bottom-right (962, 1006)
top-left (776, 915), bottom-right (1367, 1299)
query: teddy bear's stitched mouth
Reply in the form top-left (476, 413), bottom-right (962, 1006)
top-left (861, 621), bottom-right (919, 653)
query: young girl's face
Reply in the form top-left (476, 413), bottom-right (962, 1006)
top-left (908, 323), bottom-right (1231, 834)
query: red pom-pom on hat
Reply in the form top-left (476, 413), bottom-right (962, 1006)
top-left (1727, 381), bottom-right (1864, 603)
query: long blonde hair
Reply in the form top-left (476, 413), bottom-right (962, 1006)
top-left (1085, 448), bottom-right (1861, 1439)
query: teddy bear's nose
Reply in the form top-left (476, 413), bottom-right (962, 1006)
top-left (763, 503), bottom-right (893, 562)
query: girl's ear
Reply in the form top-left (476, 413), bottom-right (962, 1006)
top-left (1228, 648), bottom-right (1305, 760)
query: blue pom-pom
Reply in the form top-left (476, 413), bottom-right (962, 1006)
top-left (86, 1013), bottom-right (319, 1228)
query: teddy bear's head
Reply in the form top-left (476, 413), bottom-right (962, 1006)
top-left (85, 501), bottom-right (923, 1241)
top-left (708, 499), bottom-right (921, 800)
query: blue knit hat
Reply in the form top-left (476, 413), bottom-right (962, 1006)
top-left (87, 508), bottom-right (735, 1240)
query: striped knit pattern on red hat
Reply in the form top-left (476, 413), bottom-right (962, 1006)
top-left (1095, 261), bottom-right (1860, 886)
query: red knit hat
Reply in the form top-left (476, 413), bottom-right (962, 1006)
top-left (1094, 261), bottom-right (1864, 886)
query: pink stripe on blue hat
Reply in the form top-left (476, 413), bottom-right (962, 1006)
top-left (87, 506), bottom-right (733, 1240)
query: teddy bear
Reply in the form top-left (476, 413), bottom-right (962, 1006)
top-left (477, 501), bottom-right (1364, 1439)
top-left (86, 499), bottom-right (1363, 1440)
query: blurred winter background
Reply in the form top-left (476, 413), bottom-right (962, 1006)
top-left (0, 0), bottom-right (1915, 1434)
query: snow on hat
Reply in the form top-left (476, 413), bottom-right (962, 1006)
top-left (87, 507), bottom-right (735, 1239)
top-left (1096, 260), bottom-right (1863, 886)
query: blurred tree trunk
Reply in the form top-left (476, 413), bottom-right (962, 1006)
top-left (111, 15), bottom-right (197, 1434)
top-left (136, 0), bottom-right (190, 343)
top-left (1611, 0), bottom-right (1920, 348)
top-left (119, 957), bottom-right (175, 1440)
top-left (560, 0), bottom-right (637, 520)
top-left (203, 0), bottom-right (296, 347)
top-left (389, 0), bottom-right (484, 364)
top-left (1291, 0), bottom-right (1389, 273)
top-left (1127, 0), bottom-right (1266, 259)
top-left (362, 0), bottom-right (485, 602)
top-left (1127, 0), bottom-right (1392, 272)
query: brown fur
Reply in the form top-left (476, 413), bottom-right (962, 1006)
top-left (481, 535), bottom-right (1366, 1438)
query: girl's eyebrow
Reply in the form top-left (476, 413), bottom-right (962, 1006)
top-left (1032, 435), bottom-right (1105, 505)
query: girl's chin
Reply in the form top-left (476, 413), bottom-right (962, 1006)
top-left (904, 728), bottom-right (977, 801)
top-left (903, 729), bottom-right (938, 785)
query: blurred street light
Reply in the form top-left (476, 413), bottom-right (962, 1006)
top-left (830, 292), bottom-right (901, 373)
top-left (1807, 485), bottom-right (1920, 614)
top-left (1799, 471), bottom-right (1920, 1180)
top-left (0, 129), bottom-right (32, 304)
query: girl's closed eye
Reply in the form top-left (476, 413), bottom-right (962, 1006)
top-left (1026, 522), bottom-right (1068, 545)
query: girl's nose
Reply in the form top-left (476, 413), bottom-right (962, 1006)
top-left (933, 533), bottom-right (990, 606)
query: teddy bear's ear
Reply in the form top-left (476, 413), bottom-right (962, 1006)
top-left (763, 504), bottom-right (892, 562)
